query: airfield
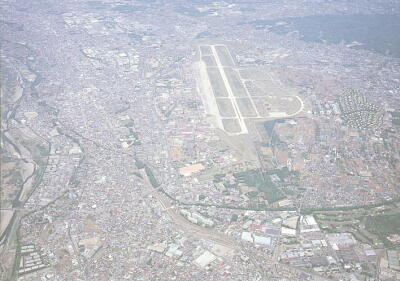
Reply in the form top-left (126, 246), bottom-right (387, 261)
top-left (197, 44), bottom-right (304, 135)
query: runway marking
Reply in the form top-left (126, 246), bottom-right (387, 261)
top-left (211, 45), bottom-right (248, 134)
top-left (197, 44), bottom-right (305, 135)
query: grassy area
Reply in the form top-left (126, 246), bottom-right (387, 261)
top-left (301, 199), bottom-right (399, 214)
top-left (132, 171), bottom-right (143, 179)
top-left (265, 167), bottom-right (298, 180)
top-left (120, 119), bottom-right (135, 127)
top-left (314, 204), bottom-right (400, 247)
top-left (11, 225), bottom-right (22, 281)
top-left (263, 120), bottom-right (277, 137)
top-left (134, 158), bottom-right (146, 169)
top-left (365, 213), bottom-right (400, 246)
top-left (212, 173), bottom-right (226, 183)
top-left (234, 169), bottom-right (285, 203)
top-left (390, 111), bottom-right (400, 125)
top-left (145, 166), bottom-right (160, 188)
top-left (127, 129), bottom-right (141, 145)
top-left (134, 158), bottom-right (160, 188)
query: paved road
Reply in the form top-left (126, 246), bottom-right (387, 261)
top-left (141, 170), bottom-right (237, 249)
top-left (141, 169), bottom-right (335, 281)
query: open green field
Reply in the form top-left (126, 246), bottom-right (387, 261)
top-left (236, 98), bottom-right (257, 117)
top-left (216, 99), bottom-right (236, 117)
top-left (252, 97), bottom-right (271, 116)
top-left (239, 69), bottom-right (267, 80)
top-left (224, 68), bottom-right (247, 97)
top-left (244, 80), bottom-right (265, 97)
top-left (202, 55), bottom-right (216, 67)
top-left (314, 205), bottom-right (400, 247)
top-left (252, 80), bottom-right (282, 96)
top-left (222, 118), bottom-right (241, 133)
top-left (365, 212), bottom-right (400, 246)
top-left (266, 96), bottom-right (300, 115)
top-left (253, 96), bottom-right (300, 117)
top-left (234, 169), bottom-right (285, 203)
top-left (207, 67), bottom-right (229, 97)
top-left (389, 112), bottom-right (400, 125)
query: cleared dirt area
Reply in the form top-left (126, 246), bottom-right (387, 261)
top-left (207, 67), bottom-right (229, 97)
top-left (216, 98), bottom-right (237, 117)
top-left (222, 118), bottom-right (242, 133)
top-left (236, 98), bottom-right (258, 117)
